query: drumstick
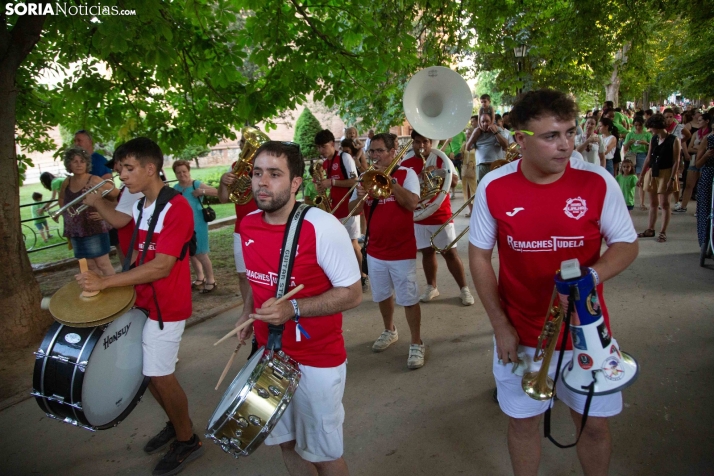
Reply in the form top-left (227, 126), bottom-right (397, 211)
top-left (215, 343), bottom-right (243, 390)
top-left (213, 284), bottom-right (304, 346)
top-left (78, 258), bottom-right (100, 298)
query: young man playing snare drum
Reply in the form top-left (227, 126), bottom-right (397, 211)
top-left (76, 137), bottom-right (202, 476)
top-left (234, 141), bottom-right (362, 476)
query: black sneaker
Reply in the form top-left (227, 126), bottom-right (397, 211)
top-left (152, 435), bottom-right (204, 476)
top-left (144, 422), bottom-right (176, 454)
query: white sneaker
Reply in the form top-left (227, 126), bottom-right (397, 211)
top-left (407, 342), bottom-right (426, 369)
top-left (460, 287), bottom-right (475, 306)
top-left (372, 328), bottom-right (398, 352)
top-left (674, 202), bottom-right (682, 211)
top-left (420, 285), bottom-right (439, 302)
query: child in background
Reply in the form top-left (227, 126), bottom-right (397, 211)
top-left (31, 192), bottom-right (51, 242)
top-left (616, 159), bottom-right (638, 212)
top-left (479, 94), bottom-right (496, 123)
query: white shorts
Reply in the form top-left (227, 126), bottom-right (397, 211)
top-left (233, 232), bottom-right (246, 273)
top-left (415, 222), bottom-right (456, 250)
top-left (367, 256), bottom-right (419, 306)
top-left (342, 216), bottom-right (360, 240)
top-left (142, 319), bottom-right (185, 377)
top-left (265, 362), bottom-right (347, 463)
top-left (493, 343), bottom-right (622, 419)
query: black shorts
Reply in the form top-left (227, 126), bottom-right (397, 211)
top-left (108, 228), bottom-right (119, 247)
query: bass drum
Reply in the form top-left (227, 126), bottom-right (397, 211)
top-left (414, 167), bottom-right (452, 222)
top-left (32, 308), bottom-right (149, 430)
top-left (206, 347), bottom-right (301, 458)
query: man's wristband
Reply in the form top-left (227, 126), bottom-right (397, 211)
top-left (331, 178), bottom-right (335, 187)
top-left (590, 268), bottom-right (600, 286)
top-left (289, 299), bottom-right (300, 321)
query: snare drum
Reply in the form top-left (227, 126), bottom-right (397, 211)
top-left (206, 347), bottom-right (301, 457)
top-left (32, 308), bottom-right (149, 431)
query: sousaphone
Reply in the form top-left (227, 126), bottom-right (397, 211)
top-left (403, 67), bottom-right (473, 221)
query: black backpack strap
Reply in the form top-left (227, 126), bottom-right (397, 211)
top-left (338, 151), bottom-right (350, 181)
top-left (266, 202), bottom-right (311, 352)
top-left (122, 196), bottom-right (145, 272)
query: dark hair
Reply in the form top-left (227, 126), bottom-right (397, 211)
top-left (614, 107), bottom-right (622, 112)
top-left (701, 111), bottom-right (711, 124)
top-left (371, 133), bottom-right (398, 150)
top-left (32, 192), bottom-right (43, 201)
top-left (599, 117), bottom-right (614, 128)
top-left (314, 129), bottom-right (335, 146)
top-left (683, 111), bottom-right (694, 123)
top-left (604, 100), bottom-right (614, 109)
top-left (509, 89), bottom-right (578, 130)
top-left (645, 109), bottom-right (654, 116)
top-left (470, 115), bottom-right (478, 120)
top-left (340, 138), bottom-right (360, 155)
top-left (495, 113), bottom-right (502, 121)
top-left (480, 94), bottom-right (491, 101)
top-left (663, 108), bottom-right (674, 115)
top-left (502, 112), bottom-right (509, 117)
top-left (646, 113), bottom-right (666, 130)
top-left (40, 172), bottom-right (55, 191)
top-left (115, 137), bottom-right (164, 171)
top-left (632, 116), bottom-right (645, 126)
top-left (172, 159), bottom-right (191, 173)
top-left (410, 129), bottom-right (428, 140)
top-left (254, 141), bottom-right (304, 181)
top-left (74, 129), bottom-right (93, 142)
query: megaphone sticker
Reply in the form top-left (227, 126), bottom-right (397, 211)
top-left (602, 357), bottom-right (625, 381)
top-left (610, 345), bottom-right (621, 358)
top-left (572, 327), bottom-right (587, 350)
top-left (597, 322), bottom-right (612, 347)
top-left (578, 354), bottom-right (594, 370)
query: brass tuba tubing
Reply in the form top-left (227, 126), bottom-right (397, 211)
top-left (341, 139), bottom-right (413, 225)
top-left (50, 179), bottom-right (115, 219)
top-left (430, 194), bottom-right (475, 252)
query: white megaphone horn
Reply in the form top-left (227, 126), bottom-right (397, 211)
top-left (403, 66), bottom-right (473, 140)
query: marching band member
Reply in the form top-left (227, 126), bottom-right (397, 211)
top-left (314, 130), bottom-right (365, 288)
top-left (233, 141), bottom-right (362, 476)
top-left (76, 138), bottom-right (203, 476)
top-left (401, 130), bottom-right (475, 306)
top-left (469, 90), bottom-right (638, 475)
top-left (349, 133), bottom-right (426, 369)
top-left (218, 137), bottom-right (259, 327)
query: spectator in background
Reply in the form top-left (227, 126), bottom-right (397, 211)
top-left (502, 112), bottom-right (511, 130)
top-left (172, 160), bottom-right (219, 293)
top-left (695, 133), bottom-right (714, 249)
top-left (637, 113), bottom-right (681, 243)
top-left (73, 130), bottom-right (113, 180)
top-left (575, 116), bottom-right (606, 166)
top-left (465, 112), bottom-right (509, 183)
top-left (663, 108), bottom-right (692, 143)
top-left (58, 146), bottom-right (118, 275)
top-left (441, 129), bottom-right (467, 196)
top-left (623, 116), bottom-right (653, 209)
top-left (40, 172), bottom-right (66, 219)
top-left (479, 94), bottom-right (496, 123)
top-left (599, 117), bottom-right (617, 175)
top-left (345, 127), bottom-right (369, 174)
top-left (364, 129), bottom-right (374, 154)
top-left (677, 111), bottom-right (711, 213)
top-left (31, 192), bottom-right (51, 242)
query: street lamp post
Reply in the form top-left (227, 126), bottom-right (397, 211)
top-left (513, 44), bottom-right (527, 97)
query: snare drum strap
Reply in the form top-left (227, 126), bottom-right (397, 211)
top-left (267, 202), bottom-right (311, 352)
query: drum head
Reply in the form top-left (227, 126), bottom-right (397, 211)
top-left (81, 309), bottom-right (147, 428)
top-left (208, 349), bottom-right (264, 429)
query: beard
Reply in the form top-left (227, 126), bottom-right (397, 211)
top-left (254, 186), bottom-right (292, 213)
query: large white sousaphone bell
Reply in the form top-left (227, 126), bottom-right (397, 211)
top-left (557, 260), bottom-right (639, 396)
top-left (403, 66), bottom-right (473, 141)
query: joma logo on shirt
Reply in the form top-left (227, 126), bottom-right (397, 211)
top-left (506, 235), bottom-right (585, 252)
top-left (246, 269), bottom-right (297, 288)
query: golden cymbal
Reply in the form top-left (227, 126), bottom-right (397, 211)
top-left (55, 299), bottom-right (138, 328)
top-left (49, 280), bottom-right (136, 326)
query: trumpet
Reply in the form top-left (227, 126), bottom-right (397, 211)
top-left (429, 194), bottom-right (475, 252)
top-left (489, 142), bottom-right (521, 171)
top-left (228, 127), bottom-right (270, 204)
top-left (50, 179), bottom-right (116, 219)
top-left (521, 288), bottom-right (564, 400)
top-left (341, 140), bottom-right (413, 225)
top-left (329, 165), bottom-right (374, 215)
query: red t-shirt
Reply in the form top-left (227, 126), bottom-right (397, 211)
top-left (132, 194), bottom-right (194, 322)
top-left (116, 188), bottom-right (135, 257)
top-left (469, 159), bottom-right (636, 349)
top-left (401, 149), bottom-right (455, 225)
top-left (323, 151), bottom-right (357, 219)
top-left (351, 167), bottom-right (420, 261)
top-left (228, 161), bottom-right (260, 233)
top-left (239, 207), bottom-right (361, 367)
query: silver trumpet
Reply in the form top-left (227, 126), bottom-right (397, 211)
top-left (50, 179), bottom-right (116, 219)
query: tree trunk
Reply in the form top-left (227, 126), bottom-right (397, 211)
top-left (605, 44), bottom-right (630, 106)
top-left (0, 12), bottom-right (53, 352)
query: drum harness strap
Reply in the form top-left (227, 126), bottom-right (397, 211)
top-left (267, 202), bottom-right (311, 352)
top-left (123, 187), bottom-right (193, 330)
top-left (544, 284), bottom-right (597, 449)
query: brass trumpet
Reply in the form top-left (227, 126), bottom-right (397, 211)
top-left (50, 179), bottom-right (116, 219)
top-left (228, 127), bottom-right (270, 204)
top-left (489, 142), bottom-right (521, 171)
top-left (521, 288), bottom-right (564, 400)
top-left (329, 165), bottom-right (374, 215)
top-left (429, 194), bottom-right (475, 252)
top-left (341, 140), bottom-right (413, 224)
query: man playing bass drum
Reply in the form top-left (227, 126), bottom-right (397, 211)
top-left (469, 90), bottom-right (638, 475)
top-left (234, 141), bottom-right (362, 476)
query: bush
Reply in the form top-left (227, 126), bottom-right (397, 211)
top-left (293, 108), bottom-right (323, 161)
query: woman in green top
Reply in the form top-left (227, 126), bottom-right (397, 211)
top-left (623, 116), bottom-right (652, 209)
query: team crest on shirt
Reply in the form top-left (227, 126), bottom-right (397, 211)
top-left (332, 163), bottom-right (339, 171)
top-left (563, 197), bottom-right (587, 220)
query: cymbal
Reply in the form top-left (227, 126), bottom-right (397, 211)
top-left (49, 280), bottom-right (136, 326)
top-left (55, 298), bottom-right (137, 328)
